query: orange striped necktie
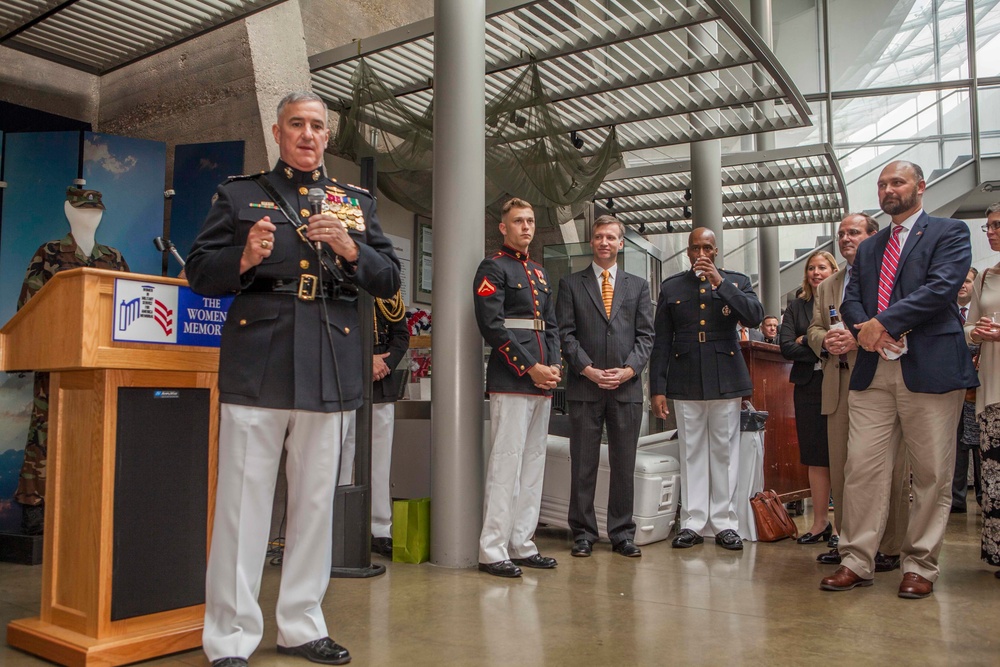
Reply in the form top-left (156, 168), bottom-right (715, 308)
top-left (601, 270), bottom-right (613, 317)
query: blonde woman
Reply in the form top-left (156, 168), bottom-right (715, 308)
top-left (967, 203), bottom-right (1000, 580)
top-left (780, 250), bottom-right (839, 545)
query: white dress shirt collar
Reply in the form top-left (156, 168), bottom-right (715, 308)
top-left (592, 262), bottom-right (618, 285)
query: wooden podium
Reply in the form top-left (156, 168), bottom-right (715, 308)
top-left (0, 268), bottom-right (219, 667)
top-left (742, 341), bottom-right (810, 502)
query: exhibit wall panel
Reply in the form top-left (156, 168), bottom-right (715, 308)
top-left (82, 132), bottom-right (167, 278)
top-left (170, 141), bottom-right (245, 263)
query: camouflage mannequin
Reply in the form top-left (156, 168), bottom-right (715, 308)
top-left (15, 187), bottom-right (129, 535)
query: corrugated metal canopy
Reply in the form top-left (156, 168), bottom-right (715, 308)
top-left (597, 144), bottom-right (848, 233)
top-left (0, 0), bottom-right (286, 74)
top-left (310, 0), bottom-right (811, 155)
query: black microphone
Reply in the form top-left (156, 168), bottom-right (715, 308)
top-left (153, 236), bottom-right (186, 268)
top-left (307, 188), bottom-right (326, 252)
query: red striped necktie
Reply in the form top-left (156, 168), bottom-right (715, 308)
top-left (877, 225), bottom-right (904, 313)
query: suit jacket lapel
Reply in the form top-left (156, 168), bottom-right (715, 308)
top-left (895, 211), bottom-right (927, 271)
top-left (609, 272), bottom-right (628, 323)
top-left (582, 269), bottom-right (607, 320)
top-left (832, 269), bottom-right (847, 310)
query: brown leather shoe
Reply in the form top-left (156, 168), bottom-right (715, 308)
top-left (898, 572), bottom-right (933, 599)
top-left (820, 566), bottom-right (873, 591)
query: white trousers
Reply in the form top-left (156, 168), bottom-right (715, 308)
top-left (203, 404), bottom-right (347, 660)
top-left (674, 398), bottom-right (741, 536)
top-left (480, 393), bottom-right (551, 564)
top-left (338, 402), bottom-right (395, 538)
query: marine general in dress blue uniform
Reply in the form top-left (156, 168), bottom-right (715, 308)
top-left (186, 91), bottom-right (400, 667)
top-left (473, 197), bottom-right (561, 578)
top-left (650, 227), bottom-right (764, 551)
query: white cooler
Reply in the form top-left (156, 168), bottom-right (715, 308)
top-left (539, 432), bottom-right (681, 546)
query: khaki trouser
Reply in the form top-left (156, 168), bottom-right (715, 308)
top-left (839, 359), bottom-right (964, 581)
top-left (827, 365), bottom-right (910, 554)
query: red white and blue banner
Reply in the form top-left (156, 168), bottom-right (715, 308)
top-left (112, 278), bottom-right (231, 347)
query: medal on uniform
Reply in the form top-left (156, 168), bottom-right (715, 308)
top-left (722, 305), bottom-right (731, 316)
top-left (534, 268), bottom-right (547, 285)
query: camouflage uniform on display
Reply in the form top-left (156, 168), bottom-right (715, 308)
top-left (15, 232), bottom-right (128, 531)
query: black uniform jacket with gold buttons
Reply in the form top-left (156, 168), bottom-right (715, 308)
top-left (373, 305), bottom-right (410, 404)
top-left (474, 245), bottom-right (560, 396)
top-left (649, 268), bottom-right (764, 400)
top-left (185, 160), bottom-right (401, 413)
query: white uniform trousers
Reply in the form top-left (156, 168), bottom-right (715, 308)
top-left (203, 404), bottom-right (347, 660)
top-left (338, 402), bottom-right (396, 538)
top-left (674, 398), bottom-right (741, 536)
top-left (480, 393), bottom-right (551, 564)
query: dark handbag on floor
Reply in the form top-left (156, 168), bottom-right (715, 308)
top-left (750, 490), bottom-right (799, 542)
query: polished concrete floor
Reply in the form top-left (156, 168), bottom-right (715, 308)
top-left (2, 500), bottom-right (998, 667)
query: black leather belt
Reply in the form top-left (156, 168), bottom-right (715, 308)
top-left (244, 277), bottom-right (357, 301)
top-left (674, 332), bottom-right (739, 343)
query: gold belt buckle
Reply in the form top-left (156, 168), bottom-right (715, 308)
top-left (698, 331), bottom-right (706, 343)
top-left (298, 274), bottom-right (318, 301)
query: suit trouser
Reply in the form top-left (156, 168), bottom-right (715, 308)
top-left (480, 393), bottom-right (550, 564)
top-left (204, 404), bottom-right (347, 660)
top-left (339, 402), bottom-right (396, 538)
top-left (567, 396), bottom-right (642, 544)
top-left (951, 401), bottom-right (983, 510)
top-left (840, 359), bottom-right (964, 581)
top-left (827, 365), bottom-right (909, 553)
top-left (674, 398), bottom-right (741, 536)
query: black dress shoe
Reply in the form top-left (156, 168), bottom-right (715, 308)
top-left (212, 658), bottom-right (248, 667)
top-left (511, 554), bottom-right (557, 569)
top-left (715, 529), bottom-right (744, 551)
top-left (478, 560), bottom-right (522, 578)
top-left (570, 539), bottom-right (593, 557)
top-left (672, 528), bottom-right (704, 548)
top-left (796, 523), bottom-right (833, 544)
top-left (370, 536), bottom-right (393, 558)
top-left (950, 505), bottom-right (967, 513)
top-left (817, 548), bottom-right (841, 565)
top-left (612, 540), bottom-right (642, 557)
top-left (277, 637), bottom-right (351, 665)
top-left (874, 552), bottom-right (901, 573)
top-left (827, 535), bottom-right (839, 549)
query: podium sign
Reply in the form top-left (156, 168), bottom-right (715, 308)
top-left (0, 268), bottom-right (221, 667)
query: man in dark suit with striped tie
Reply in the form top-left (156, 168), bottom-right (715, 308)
top-left (821, 160), bottom-right (977, 599)
top-left (556, 215), bottom-right (655, 558)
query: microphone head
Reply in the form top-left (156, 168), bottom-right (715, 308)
top-left (307, 188), bottom-right (326, 206)
top-left (153, 236), bottom-right (168, 252)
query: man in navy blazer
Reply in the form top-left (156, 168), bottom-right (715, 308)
top-left (821, 161), bottom-right (977, 599)
top-left (556, 215), bottom-right (654, 558)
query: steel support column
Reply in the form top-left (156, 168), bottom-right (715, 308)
top-left (429, 0), bottom-right (486, 568)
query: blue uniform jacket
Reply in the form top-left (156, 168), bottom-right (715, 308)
top-left (474, 245), bottom-right (560, 396)
top-left (650, 268), bottom-right (764, 400)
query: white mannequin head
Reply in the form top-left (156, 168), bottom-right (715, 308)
top-left (64, 187), bottom-right (105, 257)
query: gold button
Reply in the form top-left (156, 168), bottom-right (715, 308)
top-left (536, 311), bottom-right (541, 316)
top-left (513, 356), bottom-right (518, 361)
top-left (700, 276), bottom-right (706, 282)
top-left (530, 280), bottom-right (536, 285)
top-left (300, 208), bottom-right (310, 218)
top-left (675, 300), bottom-right (681, 304)
top-left (299, 187), bottom-right (308, 195)
top-left (730, 351), bottom-right (735, 356)
top-left (517, 283), bottom-right (522, 288)
top-left (700, 304), bottom-right (706, 310)
top-left (700, 288), bottom-right (706, 294)
top-left (535, 300), bottom-right (540, 305)
top-left (700, 319), bottom-right (706, 325)
top-left (300, 259), bottom-right (310, 269)
top-left (239, 319), bottom-right (247, 326)
top-left (520, 365), bottom-right (525, 370)
top-left (344, 327), bottom-right (350, 334)
top-left (534, 290), bottom-right (539, 295)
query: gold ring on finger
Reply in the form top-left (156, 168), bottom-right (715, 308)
top-left (260, 239), bottom-right (271, 249)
